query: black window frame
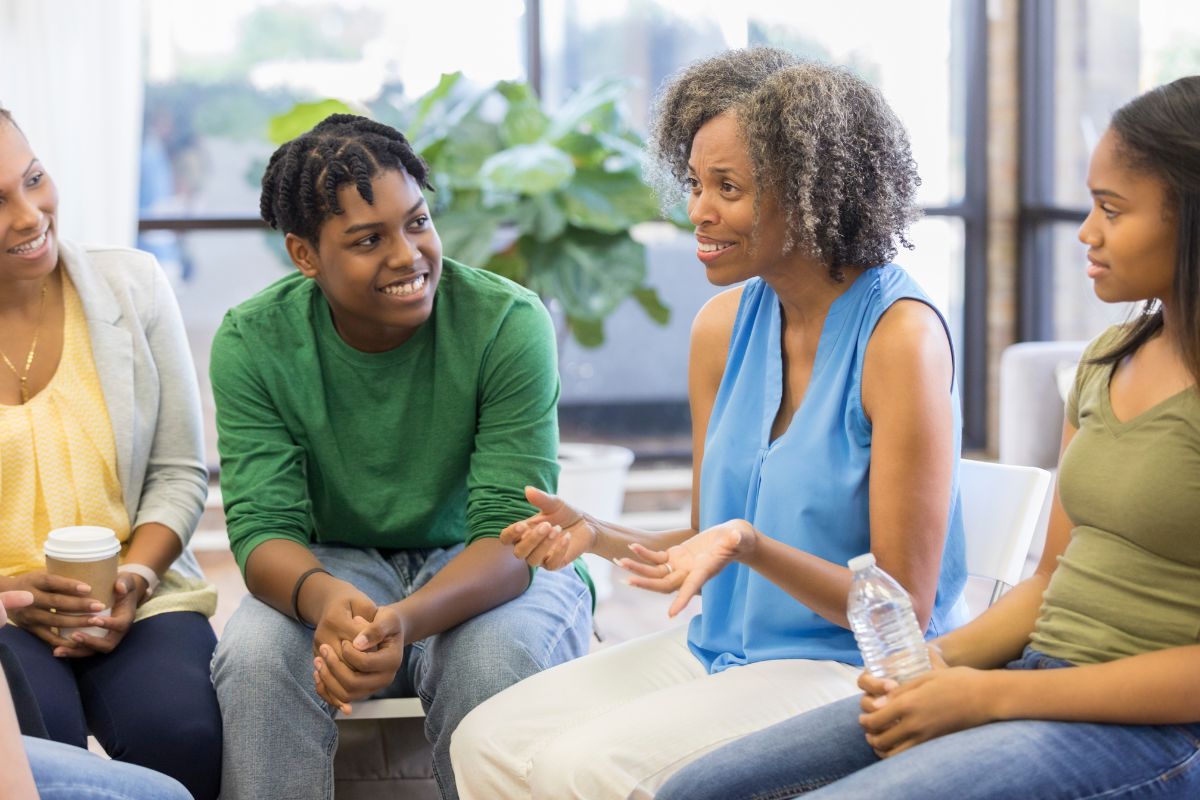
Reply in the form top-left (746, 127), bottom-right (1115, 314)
top-left (1017, 0), bottom-right (1091, 342)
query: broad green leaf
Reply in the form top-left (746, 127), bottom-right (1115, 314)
top-left (546, 79), bottom-right (629, 141)
top-left (566, 315), bottom-right (605, 348)
top-left (562, 169), bottom-right (661, 233)
top-left (496, 80), bottom-right (550, 145)
top-left (435, 117), bottom-right (507, 182)
top-left (633, 286), bottom-right (671, 325)
top-left (522, 230), bottom-right (645, 323)
top-left (556, 132), bottom-right (606, 169)
top-left (410, 74), bottom-right (493, 153)
top-left (501, 102), bottom-right (550, 146)
top-left (509, 195), bottom-right (566, 241)
top-left (526, 193), bottom-right (568, 241)
top-left (481, 144), bottom-right (575, 195)
top-left (267, 99), bottom-right (355, 144)
top-left (483, 247), bottom-right (529, 285)
top-left (435, 210), bottom-right (500, 268)
top-left (408, 72), bottom-right (463, 141)
top-left (496, 81), bottom-right (537, 104)
top-left (594, 131), bottom-right (645, 169)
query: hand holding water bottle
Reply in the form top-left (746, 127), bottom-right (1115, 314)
top-left (855, 648), bottom-right (1000, 758)
top-left (847, 554), bottom-right (1002, 757)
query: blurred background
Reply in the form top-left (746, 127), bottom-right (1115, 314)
top-left (2, 0), bottom-right (1198, 465)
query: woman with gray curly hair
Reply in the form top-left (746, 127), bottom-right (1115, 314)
top-left (451, 47), bottom-right (968, 799)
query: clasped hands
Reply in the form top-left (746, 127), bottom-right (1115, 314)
top-left (0, 571), bottom-right (147, 658)
top-left (308, 580), bottom-right (408, 715)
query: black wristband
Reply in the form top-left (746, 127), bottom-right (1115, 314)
top-left (291, 567), bottom-right (331, 629)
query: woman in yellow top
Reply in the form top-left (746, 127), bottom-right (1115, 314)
top-left (0, 107), bottom-right (220, 800)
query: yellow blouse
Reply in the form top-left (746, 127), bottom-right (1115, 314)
top-left (0, 273), bottom-right (130, 576)
top-left (0, 274), bottom-right (216, 620)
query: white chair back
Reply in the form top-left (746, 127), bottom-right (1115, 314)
top-left (959, 459), bottom-right (1052, 606)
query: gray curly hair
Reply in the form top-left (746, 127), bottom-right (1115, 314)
top-left (646, 47), bottom-right (921, 278)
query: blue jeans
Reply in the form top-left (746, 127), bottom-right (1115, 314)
top-left (213, 542), bottom-right (592, 800)
top-left (657, 649), bottom-right (1200, 799)
top-left (0, 611), bottom-right (222, 800)
top-left (25, 735), bottom-right (191, 800)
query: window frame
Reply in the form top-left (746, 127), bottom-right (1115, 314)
top-left (1016, 0), bottom-right (1090, 342)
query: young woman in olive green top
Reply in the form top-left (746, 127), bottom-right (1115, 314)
top-left (656, 76), bottom-right (1200, 800)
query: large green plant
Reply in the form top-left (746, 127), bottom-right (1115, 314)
top-left (269, 73), bottom-right (680, 346)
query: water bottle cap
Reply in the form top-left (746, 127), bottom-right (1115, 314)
top-left (848, 552), bottom-right (876, 571)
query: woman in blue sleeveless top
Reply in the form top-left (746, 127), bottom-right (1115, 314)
top-left (451, 48), bottom-right (967, 799)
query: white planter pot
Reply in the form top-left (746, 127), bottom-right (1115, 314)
top-left (556, 442), bottom-right (635, 602)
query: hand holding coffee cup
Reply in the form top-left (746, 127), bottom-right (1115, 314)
top-left (42, 526), bottom-right (122, 640)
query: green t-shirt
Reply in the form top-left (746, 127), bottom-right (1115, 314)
top-left (210, 259), bottom-right (568, 580)
top-left (1029, 326), bottom-right (1200, 665)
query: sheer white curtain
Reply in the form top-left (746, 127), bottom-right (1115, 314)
top-left (0, 0), bottom-right (143, 247)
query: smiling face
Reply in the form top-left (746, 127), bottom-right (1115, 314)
top-left (686, 113), bottom-right (792, 286)
top-left (0, 120), bottom-right (59, 285)
top-left (1078, 127), bottom-right (1178, 306)
top-left (286, 168), bottom-right (442, 352)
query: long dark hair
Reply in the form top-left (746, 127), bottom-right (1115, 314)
top-left (1092, 76), bottom-right (1200, 386)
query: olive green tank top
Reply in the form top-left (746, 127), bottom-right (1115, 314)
top-left (1029, 326), bottom-right (1200, 665)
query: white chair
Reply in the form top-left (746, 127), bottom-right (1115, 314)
top-left (959, 458), bottom-right (1053, 607)
top-left (998, 340), bottom-right (1087, 576)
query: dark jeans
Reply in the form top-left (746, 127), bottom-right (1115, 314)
top-left (0, 611), bottom-right (222, 800)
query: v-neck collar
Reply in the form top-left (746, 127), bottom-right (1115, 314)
top-left (762, 270), bottom-right (871, 448)
top-left (1101, 360), bottom-right (1196, 436)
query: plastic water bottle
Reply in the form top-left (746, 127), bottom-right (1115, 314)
top-left (846, 553), bottom-right (931, 683)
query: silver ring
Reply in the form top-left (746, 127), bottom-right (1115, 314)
top-left (664, 563), bottom-right (674, 574)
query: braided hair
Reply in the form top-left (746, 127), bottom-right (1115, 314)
top-left (260, 114), bottom-right (432, 243)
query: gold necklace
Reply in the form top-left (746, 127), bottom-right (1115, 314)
top-left (1, 281), bottom-right (49, 404)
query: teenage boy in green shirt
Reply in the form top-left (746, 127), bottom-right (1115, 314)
top-left (210, 115), bottom-right (593, 800)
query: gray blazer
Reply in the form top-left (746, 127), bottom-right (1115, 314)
top-left (60, 240), bottom-right (207, 577)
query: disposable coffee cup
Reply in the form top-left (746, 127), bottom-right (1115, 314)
top-left (43, 526), bottom-right (121, 639)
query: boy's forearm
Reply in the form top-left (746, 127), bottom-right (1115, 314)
top-left (388, 537), bottom-right (533, 643)
top-left (244, 538), bottom-right (332, 620)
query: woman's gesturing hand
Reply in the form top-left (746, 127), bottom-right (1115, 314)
top-left (616, 520), bottom-right (757, 617)
top-left (499, 486), bottom-right (597, 570)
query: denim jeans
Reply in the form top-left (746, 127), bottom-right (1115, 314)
top-left (213, 542), bottom-right (592, 800)
top-left (657, 649), bottom-right (1200, 800)
top-left (25, 736), bottom-right (191, 800)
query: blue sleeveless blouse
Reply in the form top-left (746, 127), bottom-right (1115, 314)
top-left (689, 265), bottom-right (967, 672)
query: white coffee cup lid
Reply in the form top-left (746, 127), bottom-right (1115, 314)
top-left (43, 526), bottom-right (121, 561)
